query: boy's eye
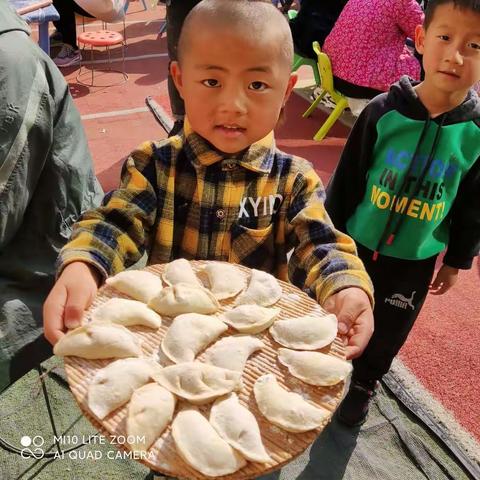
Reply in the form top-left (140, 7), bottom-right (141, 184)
top-left (202, 79), bottom-right (220, 88)
top-left (468, 42), bottom-right (480, 50)
top-left (249, 81), bottom-right (267, 91)
top-left (438, 35), bottom-right (450, 41)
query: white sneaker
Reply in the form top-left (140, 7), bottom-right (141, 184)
top-left (53, 44), bottom-right (82, 68)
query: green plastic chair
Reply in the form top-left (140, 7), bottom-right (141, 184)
top-left (303, 41), bottom-right (349, 141)
top-left (288, 10), bottom-right (321, 86)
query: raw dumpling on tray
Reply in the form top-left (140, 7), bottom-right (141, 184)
top-left (152, 362), bottom-right (243, 405)
top-left (254, 374), bottom-right (330, 433)
top-left (148, 283), bottom-right (220, 316)
top-left (201, 261), bottom-right (247, 300)
top-left (202, 335), bottom-right (264, 372)
top-left (91, 298), bottom-right (162, 329)
top-left (220, 304), bottom-right (280, 334)
top-left (105, 270), bottom-right (163, 303)
top-left (172, 408), bottom-right (247, 477)
top-left (269, 314), bottom-right (338, 350)
top-left (210, 393), bottom-right (271, 464)
top-left (161, 313), bottom-right (227, 363)
top-left (235, 269), bottom-right (282, 307)
top-left (163, 258), bottom-right (202, 287)
top-left (278, 348), bottom-right (352, 386)
top-left (87, 358), bottom-right (160, 419)
top-left (127, 383), bottom-right (176, 453)
top-left (53, 323), bottom-right (142, 359)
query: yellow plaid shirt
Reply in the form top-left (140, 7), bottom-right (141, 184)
top-left (59, 121), bottom-right (373, 305)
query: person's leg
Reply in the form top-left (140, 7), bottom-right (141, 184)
top-left (337, 244), bottom-right (437, 426)
top-left (166, 0), bottom-right (201, 133)
top-left (52, 0), bottom-right (79, 49)
top-left (52, 0), bottom-right (92, 49)
top-left (52, 0), bottom-right (94, 67)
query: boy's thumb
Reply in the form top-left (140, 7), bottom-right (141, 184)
top-left (64, 290), bottom-right (87, 330)
top-left (323, 295), bottom-right (336, 313)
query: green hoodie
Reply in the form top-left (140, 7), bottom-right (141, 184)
top-left (0, 3), bottom-right (103, 391)
top-left (326, 76), bottom-right (480, 269)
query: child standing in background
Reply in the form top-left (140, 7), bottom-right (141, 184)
top-left (326, 0), bottom-right (480, 426)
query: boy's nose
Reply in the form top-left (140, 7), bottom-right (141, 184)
top-left (447, 47), bottom-right (464, 65)
top-left (218, 87), bottom-right (248, 115)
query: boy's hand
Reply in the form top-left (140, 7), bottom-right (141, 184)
top-left (429, 265), bottom-right (459, 295)
top-left (43, 262), bottom-right (101, 345)
top-left (323, 287), bottom-right (374, 360)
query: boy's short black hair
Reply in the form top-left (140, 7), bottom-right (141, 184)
top-left (424, 0), bottom-right (480, 29)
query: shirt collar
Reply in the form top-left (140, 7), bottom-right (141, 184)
top-left (183, 118), bottom-right (276, 174)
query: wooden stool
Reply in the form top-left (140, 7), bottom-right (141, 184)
top-left (77, 29), bottom-right (128, 87)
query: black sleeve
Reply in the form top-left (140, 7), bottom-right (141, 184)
top-left (444, 157), bottom-right (480, 269)
top-left (325, 95), bottom-right (386, 233)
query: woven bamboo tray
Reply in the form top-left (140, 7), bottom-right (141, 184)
top-left (64, 261), bottom-right (347, 479)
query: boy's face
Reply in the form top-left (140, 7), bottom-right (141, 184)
top-left (171, 25), bottom-right (296, 154)
top-left (415, 4), bottom-right (480, 96)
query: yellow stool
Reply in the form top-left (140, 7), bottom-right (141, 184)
top-left (303, 41), bottom-right (348, 141)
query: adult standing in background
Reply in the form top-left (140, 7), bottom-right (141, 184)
top-left (323, 0), bottom-right (424, 98)
top-left (0, 2), bottom-right (103, 391)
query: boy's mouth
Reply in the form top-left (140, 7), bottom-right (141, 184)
top-left (438, 70), bottom-right (461, 79)
top-left (215, 124), bottom-right (246, 137)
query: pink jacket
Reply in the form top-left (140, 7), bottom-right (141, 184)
top-left (323, 0), bottom-right (424, 92)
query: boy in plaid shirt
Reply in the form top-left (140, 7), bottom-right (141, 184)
top-left (44, 0), bottom-right (374, 359)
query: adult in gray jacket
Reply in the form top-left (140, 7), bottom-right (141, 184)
top-left (0, 3), bottom-right (103, 392)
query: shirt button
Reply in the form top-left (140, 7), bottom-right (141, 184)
top-left (216, 209), bottom-right (225, 219)
top-left (225, 161), bottom-right (236, 170)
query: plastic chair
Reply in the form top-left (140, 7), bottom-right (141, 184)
top-left (288, 10), bottom-right (321, 86)
top-left (77, 22), bottom-right (128, 87)
top-left (302, 41), bottom-right (348, 141)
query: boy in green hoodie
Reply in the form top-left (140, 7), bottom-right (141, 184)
top-left (326, 0), bottom-right (480, 426)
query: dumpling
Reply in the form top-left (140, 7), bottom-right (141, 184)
top-left (203, 335), bottom-right (264, 372)
top-left (210, 393), bottom-right (271, 463)
top-left (220, 304), bottom-right (280, 334)
top-left (277, 348), bottom-right (352, 386)
top-left (91, 298), bottom-right (162, 329)
top-left (105, 270), bottom-right (163, 303)
top-left (126, 383), bottom-right (176, 452)
top-left (161, 313), bottom-right (227, 363)
top-left (235, 269), bottom-right (282, 307)
top-left (172, 408), bottom-right (246, 477)
top-left (88, 358), bottom-right (159, 419)
top-left (254, 374), bottom-right (330, 432)
top-left (148, 283), bottom-right (220, 316)
top-left (202, 262), bottom-right (247, 300)
top-left (152, 362), bottom-right (242, 404)
top-left (53, 323), bottom-right (142, 359)
top-left (269, 314), bottom-right (338, 350)
top-left (163, 258), bottom-right (202, 287)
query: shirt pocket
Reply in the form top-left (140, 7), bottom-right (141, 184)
top-left (229, 222), bottom-right (274, 272)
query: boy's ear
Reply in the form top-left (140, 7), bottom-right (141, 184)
top-left (282, 73), bottom-right (298, 106)
top-left (415, 24), bottom-right (426, 55)
top-left (170, 61), bottom-right (184, 99)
